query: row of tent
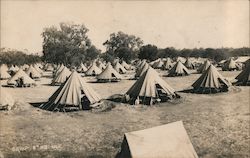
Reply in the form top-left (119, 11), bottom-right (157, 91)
top-left (1, 58), bottom-right (249, 110)
top-left (149, 57), bottom-right (244, 71)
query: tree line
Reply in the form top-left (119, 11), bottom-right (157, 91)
top-left (0, 48), bottom-right (41, 66)
top-left (1, 22), bottom-right (249, 66)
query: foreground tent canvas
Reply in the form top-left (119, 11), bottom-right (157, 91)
top-left (0, 64), bottom-right (11, 80)
top-left (40, 71), bottom-right (102, 111)
top-left (222, 58), bottom-right (241, 71)
top-left (97, 63), bottom-right (122, 82)
top-left (117, 121), bottom-right (198, 158)
top-left (235, 59), bottom-right (250, 86)
top-left (114, 61), bottom-right (127, 74)
top-left (7, 69), bottom-right (35, 87)
top-left (0, 85), bottom-right (15, 110)
top-left (192, 64), bottom-right (230, 93)
top-left (126, 67), bottom-right (179, 105)
top-left (134, 60), bottom-right (149, 79)
top-left (168, 61), bottom-right (190, 77)
top-left (26, 65), bottom-right (42, 79)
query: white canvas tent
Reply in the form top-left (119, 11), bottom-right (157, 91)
top-left (0, 64), bottom-right (11, 79)
top-left (96, 63), bottom-right (122, 82)
top-left (235, 59), bottom-right (250, 86)
top-left (52, 66), bottom-right (71, 85)
top-left (40, 71), bottom-right (101, 111)
top-left (168, 61), bottom-right (190, 77)
top-left (85, 62), bottom-right (102, 76)
top-left (114, 61), bottom-right (127, 74)
top-left (126, 67), bottom-right (179, 105)
top-left (192, 64), bottom-right (231, 93)
top-left (7, 69), bottom-right (35, 87)
top-left (118, 121), bottom-right (198, 158)
top-left (26, 65), bottom-right (42, 79)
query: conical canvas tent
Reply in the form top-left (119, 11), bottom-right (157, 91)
top-left (34, 64), bottom-right (43, 74)
top-left (0, 85), bottom-right (15, 110)
top-left (222, 58), bottom-right (241, 71)
top-left (96, 63), bottom-right (122, 82)
top-left (185, 58), bottom-right (195, 69)
top-left (126, 67), bottom-right (179, 105)
top-left (162, 58), bottom-right (172, 70)
top-left (77, 63), bottom-right (88, 73)
top-left (7, 69), bottom-right (35, 87)
top-left (114, 61), bottom-right (127, 74)
top-left (117, 121), bottom-right (198, 158)
top-left (0, 64), bottom-right (11, 79)
top-left (152, 59), bottom-right (164, 69)
top-left (9, 65), bottom-right (19, 73)
top-left (44, 63), bottom-right (54, 71)
top-left (121, 61), bottom-right (131, 70)
top-left (52, 66), bottom-right (71, 85)
top-left (168, 61), bottom-right (190, 77)
top-left (134, 61), bottom-right (150, 79)
top-left (85, 62), bottom-right (102, 76)
top-left (235, 59), bottom-right (250, 86)
top-left (192, 64), bottom-right (230, 93)
top-left (97, 62), bottom-right (106, 71)
top-left (40, 71), bottom-right (101, 111)
top-left (197, 60), bottom-right (211, 73)
top-left (26, 65), bottom-right (42, 79)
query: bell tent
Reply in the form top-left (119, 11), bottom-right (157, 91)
top-left (184, 58), bottom-right (195, 69)
top-left (234, 59), bottom-right (250, 86)
top-left (0, 64), bottom-right (11, 80)
top-left (51, 66), bottom-right (71, 85)
top-left (168, 61), bottom-right (190, 77)
top-left (126, 67), bottom-right (179, 105)
top-left (7, 69), bottom-right (35, 87)
top-left (96, 63), bottom-right (122, 82)
top-left (85, 62), bottom-right (102, 76)
top-left (192, 64), bottom-right (230, 93)
top-left (40, 71), bottom-right (101, 111)
top-left (114, 61), bottom-right (127, 74)
top-left (26, 65), bottom-right (42, 79)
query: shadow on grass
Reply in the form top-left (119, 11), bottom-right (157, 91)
top-left (29, 102), bottom-right (45, 108)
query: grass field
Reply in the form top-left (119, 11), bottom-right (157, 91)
top-left (0, 70), bottom-right (249, 158)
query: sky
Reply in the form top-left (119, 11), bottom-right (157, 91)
top-left (1, 0), bottom-right (249, 54)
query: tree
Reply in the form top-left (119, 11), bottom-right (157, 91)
top-left (42, 22), bottom-right (98, 65)
top-left (138, 44), bottom-right (158, 61)
top-left (103, 31), bottom-right (143, 61)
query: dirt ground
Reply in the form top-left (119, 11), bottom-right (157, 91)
top-left (0, 70), bottom-right (249, 158)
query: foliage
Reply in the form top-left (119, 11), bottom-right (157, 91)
top-left (138, 44), bottom-right (158, 61)
top-left (157, 47), bottom-right (250, 62)
top-left (103, 31), bottom-right (143, 62)
top-left (42, 22), bottom-right (100, 66)
top-left (0, 48), bottom-right (41, 66)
